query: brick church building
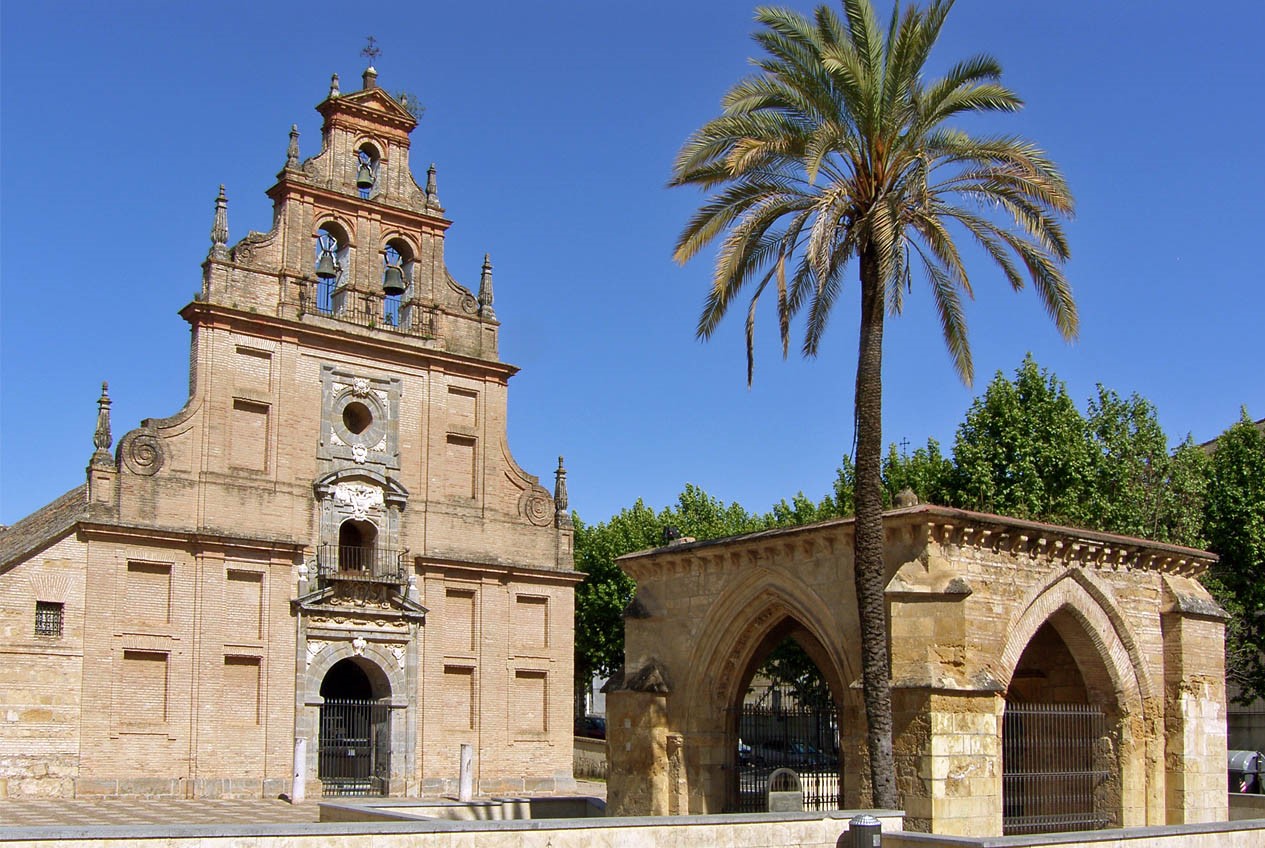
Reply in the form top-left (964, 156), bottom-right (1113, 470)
top-left (0, 68), bottom-right (580, 799)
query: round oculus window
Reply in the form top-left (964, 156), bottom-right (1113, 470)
top-left (343, 401), bottom-right (372, 435)
top-left (331, 388), bottom-right (388, 451)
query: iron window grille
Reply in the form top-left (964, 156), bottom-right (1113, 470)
top-left (35, 601), bottom-right (64, 637)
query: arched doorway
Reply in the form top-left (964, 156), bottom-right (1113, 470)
top-left (727, 618), bottom-right (843, 813)
top-left (318, 657), bottom-right (392, 796)
top-left (1002, 616), bottom-right (1118, 835)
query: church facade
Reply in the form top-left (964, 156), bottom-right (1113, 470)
top-left (0, 68), bottom-right (579, 800)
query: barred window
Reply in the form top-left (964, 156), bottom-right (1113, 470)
top-left (35, 601), bottom-right (63, 637)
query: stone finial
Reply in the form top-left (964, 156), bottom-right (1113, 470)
top-left (209, 185), bottom-right (229, 259)
top-left (362, 66), bottom-right (378, 90)
top-left (895, 487), bottom-right (920, 508)
top-left (425, 162), bottom-right (443, 212)
top-left (554, 455), bottom-right (569, 511)
top-left (329, 73), bottom-right (340, 98)
top-left (91, 382), bottom-right (113, 468)
top-left (478, 253), bottom-right (496, 319)
top-left (286, 124), bottom-right (300, 167)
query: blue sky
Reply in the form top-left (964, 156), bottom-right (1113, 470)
top-left (2, 1), bottom-right (1261, 526)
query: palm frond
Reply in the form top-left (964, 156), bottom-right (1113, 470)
top-left (672, 0), bottom-right (1073, 384)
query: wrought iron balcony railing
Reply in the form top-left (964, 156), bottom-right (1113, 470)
top-left (293, 279), bottom-right (436, 338)
top-left (316, 545), bottom-right (407, 585)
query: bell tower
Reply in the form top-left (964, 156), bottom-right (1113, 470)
top-left (199, 66), bottom-right (499, 363)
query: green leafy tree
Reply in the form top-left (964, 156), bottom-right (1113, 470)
top-left (572, 502), bottom-right (659, 705)
top-left (1203, 411), bottom-right (1265, 702)
top-left (1161, 437), bottom-right (1209, 549)
top-left (882, 438), bottom-right (952, 506)
top-left (572, 485), bottom-right (765, 712)
top-left (766, 491), bottom-right (837, 526)
top-left (759, 639), bottom-right (832, 706)
top-left (669, 0), bottom-right (1075, 805)
top-left (1085, 387), bottom-right (1172, 539)
top-left (948, 356), bottom-right (1092, 525)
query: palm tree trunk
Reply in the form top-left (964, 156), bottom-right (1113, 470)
top-left (854, 245), bottom-right (896, 809)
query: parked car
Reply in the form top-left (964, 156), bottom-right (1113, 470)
top-left (575, 715), bottom-right (606, 739)
top-left (749, 738), bottom-right (829, 769)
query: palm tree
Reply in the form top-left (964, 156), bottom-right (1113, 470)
top-left (670, 0), bottom-right (1075, 808)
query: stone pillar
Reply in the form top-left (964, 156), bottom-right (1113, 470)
top-left (1161, 586), bottom-right (1228, 824)
top-left (894, 687), bottom-right (1003, 837)
top-left (606, 689), bottom-right (669, 816)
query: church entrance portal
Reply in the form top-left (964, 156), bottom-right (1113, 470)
top-left (318, 658), bottom-right (391, 796)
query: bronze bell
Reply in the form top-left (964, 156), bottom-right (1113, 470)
top-left (382, 265), bottom-right (407, 296)
top-left (356, 162), bottom-right (375, 189)
top-left (316, 252), bottom-right (338, 281)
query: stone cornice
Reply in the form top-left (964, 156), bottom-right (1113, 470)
top-left (317, 90), bottom-right (417, 139)
top-left (180, 300), bottom-right (518, 383)
top-left (617, 503), bottom-right (1217, 580)
top-left (416, 556), bottom-right (585, 586)
top-left (265, 180), bottom-right (451, 232)
top-left (77, 520), bottom-right (306, 558)
top-left (618, 525), bottom-right (853, 582)
top-left (895, 505), bottom-right (1217, 577)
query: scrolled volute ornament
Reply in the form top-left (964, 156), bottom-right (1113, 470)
top-left (120, 428), bottom-right (165, 476)
top-left (519, 485), bottom-right (554, 527)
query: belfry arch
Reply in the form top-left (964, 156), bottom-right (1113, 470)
top-left (607, 504), bottom-right (1227, 837)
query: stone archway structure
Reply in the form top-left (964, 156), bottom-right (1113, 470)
top-left (607, 503), bottom-right (1227, 837)
top-left (298, 618), bottom-right (420, 796)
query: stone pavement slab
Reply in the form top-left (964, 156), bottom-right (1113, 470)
top-left (0, 781), bottom-right (605, 829)
top-left (0, 798), bottom-right (321, 828)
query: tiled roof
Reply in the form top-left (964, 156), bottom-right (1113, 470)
top-left (0, 484), bottom-right (87, 571)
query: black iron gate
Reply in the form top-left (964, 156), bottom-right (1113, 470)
top-left (319, 698), bottom-right (391, 796)
top-left (1003, 702), bottom-right (1110, 835)
top-left (731, 683), bottom-right (841, 812)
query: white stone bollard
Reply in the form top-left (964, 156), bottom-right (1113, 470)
top-left (292, 736), bottom-right (307, 804)
top-left (459, 743), bottom-right (474, 801)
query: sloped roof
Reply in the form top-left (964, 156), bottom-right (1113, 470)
top-left (0, 484), bottom-right (87, 571)
top-left (1199, 417), bottom-right (1265, 454)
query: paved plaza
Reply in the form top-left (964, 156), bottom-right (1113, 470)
top-left (0, 798), bottom-right (321, 828)
top-left (0, 780), bottom-right (608, 829)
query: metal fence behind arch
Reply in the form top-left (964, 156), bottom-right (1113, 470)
top-left (729, 682), bottom-right (842, 813)
top-left (1003, 701), bottom-right (1110, 835)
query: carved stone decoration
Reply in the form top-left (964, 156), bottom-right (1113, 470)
top-left (460, 292), bottom-right (479, 314)
top-left (352, 444), bottom-right (368, 464)
top-left (120, 429), bottom-right (165, 476)
top-left (895, 487), bottom-right (920, 508)
top-left (328, 581), bottom-right (394, 608)
top-left (519, 485), bottom-right (554, 527)
top-left (351, 377), bottom-right (372, 397)
top-left (306, 640), bottom-right (328, 668)
top-left (624, 659), bottom-right (671, 694)
top-left (333, 482), bottom-right (384, 519)
top-left (389, 644), bottom-right (406, 670)
top-left (352, 635), bottom-right (367, 656)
